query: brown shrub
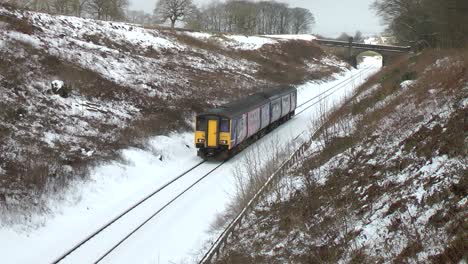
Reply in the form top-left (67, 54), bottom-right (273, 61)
top-left (430, 228), bottom-right (468, 263)
top-left (402, 108), bottom-right (467, 159)
top-left (171, 33), bottom-right (334, 85)
top-left (170, 32), bottom-right (224, 53)
top-left (82, 33), bottom-right (133, 53)
top-left (0, 12), bottom-right (41, 35)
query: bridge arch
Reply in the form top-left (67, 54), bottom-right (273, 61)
top-left (355, 51), bottom-right (383, 68)
top-left (315, 38), bottom-right (411, 68)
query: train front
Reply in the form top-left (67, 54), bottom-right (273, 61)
top-left (194, 114), bottom-right (232, 160)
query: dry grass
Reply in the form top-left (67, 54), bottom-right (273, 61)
top-left (172, 33), bottom-right (338, 86)
top-left (209, 136), bottom-right (295, 233)
top-left (0, 10), bottom-right (41, 35)
top-left (213, 47), bottom-right (468, 263)
top-left (1, 7), bottom-right (343, 223)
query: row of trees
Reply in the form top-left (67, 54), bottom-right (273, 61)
top-left (180, 0), bottom-right (316, 34)
top-left (372, 0), bottom-right (468, 48)
top-left (336, 31), bottom-right (365, 43)
top-left (2, 0), bottom-right (316, 35)
top-left (2, 0), bottom-right (129, 20)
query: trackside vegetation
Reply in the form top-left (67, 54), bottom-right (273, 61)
top-left (211, 49), bottom-right (467, 263)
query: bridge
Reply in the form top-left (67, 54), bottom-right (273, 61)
top-left (315, 38), bottom-right (412, 67)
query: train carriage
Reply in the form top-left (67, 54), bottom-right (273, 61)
top-left (195, 86), bottom-right (297, 160)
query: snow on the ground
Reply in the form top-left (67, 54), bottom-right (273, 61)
top-left (224, 35), bottom-right (277, 50)
top-left (0, 55), bottom-right (380, 263)
top-left (263, 34), bottom-right (317, 41)
top-left (358, 55), bottom-right (383, 69)
top-left (0, 133), bottom-right (201, 263)
top-left (185, 31), bottom-right (277, 50)
top-left (210, 54), bottom-right (467, 263)
top-left (364, 36), bottom-right (380, 45)
top-left (0, 7), bottom-right (376, 262)
top-left (185, 32), bottom-right (317, 50)
top-left (96, 65), bottom-right (380, 264)
top-left (0, 7), bottom-right (258, 98)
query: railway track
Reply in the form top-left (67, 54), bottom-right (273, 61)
top-left (199, 66), bottom-right (378, 263)
top-left (52, 161), bottom-right (224, 263)
top-left (295, 66), bottom-right (374, 115)
top-left (52, 66), bottom-right (376, 263)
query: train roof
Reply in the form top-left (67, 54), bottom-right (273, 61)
top-left (198, 86), bottom-right (296, 118)
top-left (262, 86), bottom-right (296, 99)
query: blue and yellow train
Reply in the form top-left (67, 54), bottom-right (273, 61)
top-left (195, 87), bottom-right (297, 160)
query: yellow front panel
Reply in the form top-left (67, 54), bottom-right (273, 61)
top-left (194, 131), bottom-right (205, 145)
top-left (219, 132), bottom-right (231, 149)
top-left (207, 119), bottom-right (218, 147)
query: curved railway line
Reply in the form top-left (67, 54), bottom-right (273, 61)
top-left (52, 66), bottom-right (376, 264)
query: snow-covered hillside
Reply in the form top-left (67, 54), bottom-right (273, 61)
top-left (212, 50), bottom-right (467, 263)
top-left (0, 4), bottom-right (343, 221)
top-left (0, 58), bottom-right (370, 264)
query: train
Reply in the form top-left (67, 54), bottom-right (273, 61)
top-left (194, 86), bottom-right (297, 160)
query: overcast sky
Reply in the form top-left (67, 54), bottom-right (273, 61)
top-left (129, 0), bottom-right (384, 38)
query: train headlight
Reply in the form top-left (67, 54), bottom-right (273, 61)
top-left (197, 139), bottom-right (205, 143)
top-left (220, 140), bottom-right (227, 144)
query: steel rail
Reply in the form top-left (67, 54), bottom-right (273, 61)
top-left (94, 161), bottom-right (226, 263)
top-left (55, 66), bottom-right (375, 264)
top-left (199, 66), bottom-right (377, 263)
top-left (198, 155), bottom-right (293, 264)
top-left (296, 67), bottom-right (374, 116)
top-left (296, 66), bottom-right (372, 109)
top-left (52, 160), bottom-right (206, 263)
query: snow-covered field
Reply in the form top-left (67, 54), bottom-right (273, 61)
top-left (185, 32), bottom-right (316, 51)
top-left (0, 55), bottom-right (381, 263)
top-left (210, 52), bottom-right (468, 263)
top-left (358, 55), bottom-right (383, 69)
top-left (0, 5), bottom-right (340, 231)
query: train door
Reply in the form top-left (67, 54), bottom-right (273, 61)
top-left (207, 119), bottom-right (218, 147)
top-left (231, 119), bottom-right (237, 146)
top-left (291, 91), bottom-right (297, 111)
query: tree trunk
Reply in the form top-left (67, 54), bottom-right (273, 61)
top-left (171, 19), bottom-right (176, 29)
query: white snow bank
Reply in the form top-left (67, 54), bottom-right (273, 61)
top-left (51, 80), bottom-right (64, 91)
top-left (358, 56), bottom-right (383, 69)
top-left (225, 35), bottom-right (276, 50)
top-left (5, 31), bottom-right (42, 48)
top-left (401, 80), bottom-right (416, 89)
top-left (0, 64), bottom-right (381, 264)
top-left (0, 133), bottom-right (200, 264)
top-left (184, 31), bottom-right (277, 50)
top-left (187, 33), bottom-right (318, 51)
top-left (263, 34), bottom-right (317, 41)
top-left (185, 32), bottom-right (212, 39)
top-left (27, 11), bottom-right (183, 51)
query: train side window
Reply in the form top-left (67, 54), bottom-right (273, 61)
top-left (196, 117), bottom-right (206, 131)
top-left (220, 119), bottom-right (230, 132)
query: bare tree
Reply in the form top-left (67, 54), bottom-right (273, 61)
top-left (88, 0), bottom-right (128, 20)
top-left (290, 7), bottom-right (315, 34)
top-left (126, 9), bottom-right (144, 23)
top-left (50, 0), bottom-right (72, 14)
top-left (353, 30), bottom-right (364, 43)
top-left (197, 0), bottom-right (315, 35)
top-left (372, 0), bottom-right (468, 48)
top-left (336, 32), bottom-right (351, 41)
top-left (154, 0), bottom-right (194, 29)
top-left (184, 6), bottom-right (203, 30)
top-left (28, 0), bottom-right (52, 12)
top-left (70, 0), bottom-right (90, 17)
